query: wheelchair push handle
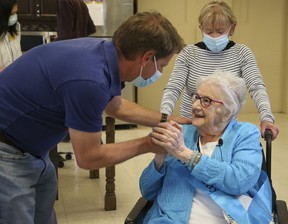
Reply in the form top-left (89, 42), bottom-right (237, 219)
top-left (264, 129), bottom-right (273, 142)
top-left (264, 129), bottom-right (272, 180)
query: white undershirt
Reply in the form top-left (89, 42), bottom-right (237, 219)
top-left (189, 140), bottom-right (227, 223)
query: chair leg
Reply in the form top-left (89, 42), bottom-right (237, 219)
top-left (104, 116), bottom-right (116, 211)
top-left (105, 166), bottom-right (116, 210)
top-left (88, 116), bottom-right (116, 210)
top-left (89, 169), bottom-right (99, 179)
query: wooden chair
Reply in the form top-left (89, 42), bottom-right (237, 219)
top-left (89, 116), bottom-right (116, 211)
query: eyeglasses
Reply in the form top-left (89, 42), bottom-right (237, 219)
top-left (191, 93), bottom-right (224, 108)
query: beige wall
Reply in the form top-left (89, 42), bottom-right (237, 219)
top-left (136, 0), bottom-right (288, 117)
top-left (284, 1), bottom-right (288, 113)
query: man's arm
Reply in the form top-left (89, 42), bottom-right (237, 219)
top-left (105, 96), bottom-right (191, 127)
top-left (69, 127), bottom-right (165, 170)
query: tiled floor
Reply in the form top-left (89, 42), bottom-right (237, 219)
top-left (54, 113), bottom-right (288, 224)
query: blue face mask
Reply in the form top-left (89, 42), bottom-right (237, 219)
top-left (131, 56), bottom-right (162, 87)
top-left (8, 14), bottom-right (18, 26)
top-left (203, 32), bottom-right (229, 53)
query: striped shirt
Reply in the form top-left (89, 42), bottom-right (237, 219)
top-left (160, 42), bottom-right (275, 123)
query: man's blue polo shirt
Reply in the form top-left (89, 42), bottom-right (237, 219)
top-left (0, 38), bottom-right (121, 155)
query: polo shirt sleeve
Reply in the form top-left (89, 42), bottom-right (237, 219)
top-left (57, 80), bottom-right (110, 132)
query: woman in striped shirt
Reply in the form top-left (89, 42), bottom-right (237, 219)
top-left (160, 1), bottom-right (279, 140)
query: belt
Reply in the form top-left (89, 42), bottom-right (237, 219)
top-left (0, 132), bottom-right (18, 148)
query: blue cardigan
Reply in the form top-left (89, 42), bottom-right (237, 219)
top-left (140, 120), bottom-right (272, 223)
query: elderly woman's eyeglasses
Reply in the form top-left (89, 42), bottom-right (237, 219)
top-left (192, 93), bottom-right (224, 108)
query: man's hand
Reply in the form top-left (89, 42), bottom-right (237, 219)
top-left (150, 121), bottom-right (185, 156)
top-left (145, 135), bottom-right (167, 154)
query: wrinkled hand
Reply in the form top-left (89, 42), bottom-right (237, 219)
top-left (150, 120), bottom-right (185, 156)
top-left (260, 121), bottom-right (279, 141)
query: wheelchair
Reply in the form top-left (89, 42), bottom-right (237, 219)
top-left (125, 130), bottom-right (288, 224)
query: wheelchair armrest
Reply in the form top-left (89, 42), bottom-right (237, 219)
top-left (276, 200), bottom-right (288, 224)
top-left (125, 197), bottom-right (153, 224)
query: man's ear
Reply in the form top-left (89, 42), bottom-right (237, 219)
top-left (141, 51), bottom-right (155, 66)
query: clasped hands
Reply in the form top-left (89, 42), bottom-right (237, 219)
top-left (150, 120), bottom-right (185, 157)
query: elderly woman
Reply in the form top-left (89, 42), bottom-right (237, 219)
top-left (140, 71), bottom-right (273, 223)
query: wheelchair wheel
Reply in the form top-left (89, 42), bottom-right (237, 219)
top-left (57, 155), bottom-right (66, 168)
top-left (65, 153), bottom-right (72, 160)
top-left (58, 160), bottom-right (64, 168)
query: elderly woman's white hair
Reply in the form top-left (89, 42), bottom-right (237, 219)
top-left (197, 70), bottom-right (246, 120)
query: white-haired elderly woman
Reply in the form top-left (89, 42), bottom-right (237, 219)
top-left (140, 71), bottom-right (273, 224)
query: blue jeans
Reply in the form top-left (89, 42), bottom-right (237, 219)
top-left (0, 142), bottom-right (57, 224)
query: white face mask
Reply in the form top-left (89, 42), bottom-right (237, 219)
top-left (131, 56), bottom-right (162, 87)
top-left (8, 14), bottom-right (18, 26)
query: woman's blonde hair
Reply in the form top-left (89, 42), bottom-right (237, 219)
top-left (198, 1), bottom-right (237, 29)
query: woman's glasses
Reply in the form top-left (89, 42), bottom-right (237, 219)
top-left (191, 93), bottom-right (224, 108)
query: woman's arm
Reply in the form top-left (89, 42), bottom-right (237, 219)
top-left (191, 124), bottom-right (262, 195)
top-left (139, 159), bottom-right (166, 200)
top-left (160, 46), bottom-right (192, 115)
top-left (151, 121), bottom-right (263, 195)
top-left (240, 45), bottom-right (279, 139)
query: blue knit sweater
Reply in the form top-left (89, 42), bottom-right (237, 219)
top-left (140, 120), bottom-right (272, 223)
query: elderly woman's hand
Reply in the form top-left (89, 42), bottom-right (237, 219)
top-left (150, 120), bottom-right (185, 156)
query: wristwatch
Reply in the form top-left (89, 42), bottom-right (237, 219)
top-left (160, 113), bottom-right (168, 123)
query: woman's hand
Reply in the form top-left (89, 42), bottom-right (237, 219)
top-left (260, 120), bottom-right (279, 141)
top-left (150, 120), bottom-right (185, 156)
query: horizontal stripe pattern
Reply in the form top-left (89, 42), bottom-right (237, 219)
top-left (160, 43), bottom-right (274, 123)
